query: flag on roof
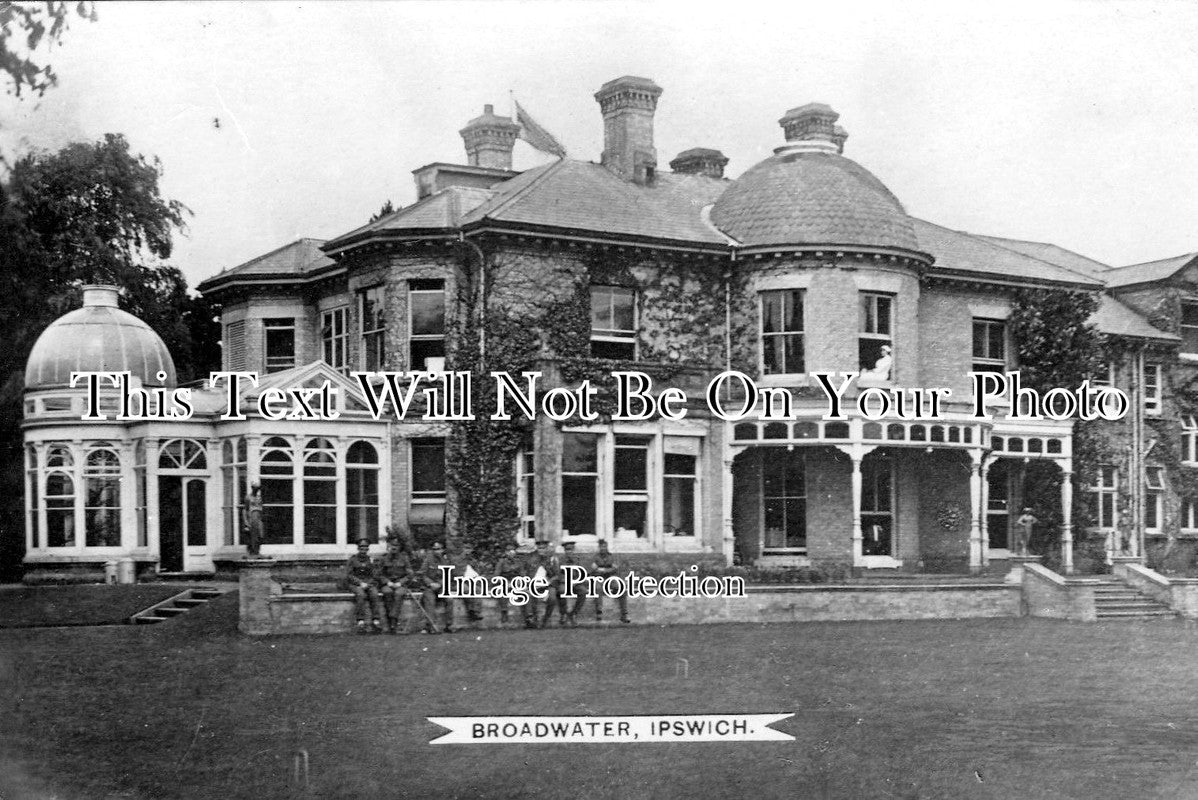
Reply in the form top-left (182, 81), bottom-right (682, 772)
top-left (514, 98), bottom-right (567, 158)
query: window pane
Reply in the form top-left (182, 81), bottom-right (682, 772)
top-left (410, 290), bottom-right (445, 335)
top-left (762, 291), bottom-right (782, 333)
top-left (562, 433), bottom-right (598, 473)
top-left (989, 324), bottom-right (1005, 360)
top-left (614, 443), bottom-right (647, 491)
top-left (664, 476), bottom-right (694, 536)
top-left (665, 453), bottom-right (696, 475)
top-left (562, 475), bottom-right (596, 537)
top-left (875, 296), bottom-right (891, 334)
top-left (611, 289), bottom-right (635, 332)
top-left (591, 289), bottom-right (610, 330)
top-left (411, 440), bottom-right (446, 494)
top-left (614, 501), bottom-right (646, 537)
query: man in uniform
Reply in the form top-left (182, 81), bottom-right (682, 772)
top-left (344, 538), bottom-right (383, 634)
top-left (494, 544), bottom-right (522, 626)
top-left (451, 543), bottom-right (485, 628)
top-left (417, 541), bottom-right (454, 634)
top-left (377, 533), bottom-right (414, 634)
top-left (560, 540), bottom-right (585, 627)
top-left (523, 540), bottom-right (551, 629)
top-left (591, 539), bottom-right (630, 624)
top-left (540, 542), bottom-right (567, 628)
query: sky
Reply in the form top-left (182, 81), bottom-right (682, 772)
top-left (2, 1), bottom-right (1196, 290)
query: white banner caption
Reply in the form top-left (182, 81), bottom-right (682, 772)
top-left (428, 714), bottom-right (794, 744)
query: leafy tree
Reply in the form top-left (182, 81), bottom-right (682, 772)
top-left (370, 199), bottom-right (395, 222)
top-left (0, 133), bottom-right (217, 579)
top-left (0, 1), bottom-right (95, 97)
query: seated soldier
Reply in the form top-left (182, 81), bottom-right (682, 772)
top-left (345, 538), bottom-right (383, 634)
top-left (377, 531), bottom-right (414, 634)
top-left (452, 543), bottom-right (485, 628)
top-left (561, 540), bottom-right (584, 627)
top-left (591, 539), bottom-right (630, 624)
top-left (418, 541), bottom-right (454, 634)
top-left (540, 542), bottom-right (566, 628)
top-left (523, 540), bottom-right (550, 629)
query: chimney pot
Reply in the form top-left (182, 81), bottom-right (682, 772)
top-left (776, 103), bottom-right (844, 154)
top-left (595, 75), bottom-right (663, 184)
top-left (669, 148), bottom-right (729, 179)
top-left (460, 105), bottom-right (521, 170)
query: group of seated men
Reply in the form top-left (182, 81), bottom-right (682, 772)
top-left (344, 532), bottom-right (631, 635)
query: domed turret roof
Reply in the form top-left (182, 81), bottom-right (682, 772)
top-left (710, 104), bottom-right (920, 253)
top-left (25, 285), bottom-right (176, 390)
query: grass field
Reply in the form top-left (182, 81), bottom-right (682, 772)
top-left (3, 591), bottom-right (1198, 799)
top-left (0, 584), bottom-right (196, 627)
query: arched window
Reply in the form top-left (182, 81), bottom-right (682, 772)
top-left (84, 448), bottom-right (121, 547)
top-left (221, 438), bottom-right (247, 546)
top-left (47, 445), bottom-right (73, 469)
top-left (159, 439), bottom-right (207, 470)
top-left (346, 441), bottom-right (380, 544)
top-left (259, 437), bottom-right (294, 545)
top-left (303, 438), bottom-right (337, 544)
top-left (45, 472), bottom-right (75, 548)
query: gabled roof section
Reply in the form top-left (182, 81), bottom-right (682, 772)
top-left (974, 235), bottom-right (1112, 278)
top-left (197, 238), bottom-right (335, 294)
top-left (240, 361), bottom-right (379, 415)
top-left (1102, 253), bottom-right (1198, 288)
top-left (1091, 295), bottom-right (1177, 341)
top-left (459, 158), bottom-right (730, 246)
top-left (913, 219), bottom-right (1102, 288)
top-left (323, 186), bottom-right (497, 254)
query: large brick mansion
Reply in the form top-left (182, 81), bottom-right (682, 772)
top-left (18, 76), bottom-right (1198, 578)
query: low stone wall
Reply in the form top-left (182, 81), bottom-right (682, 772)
top-left (1021, 562), bottom-right (1098, 622)
top-left (240, 560), bottom-right (1021, 635)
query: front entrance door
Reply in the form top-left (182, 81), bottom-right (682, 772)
top-left (158, 477), bottom-right (206, 572)
top-left (986, 462), bottom-right (1011, 558)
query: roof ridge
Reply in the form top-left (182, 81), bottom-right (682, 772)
top-left (916, 218), bottom-right (1101, 286)
top-left (1109, 252), bottom-right (1198, 271)
top-left (226, 238), bottom-right (322, 274)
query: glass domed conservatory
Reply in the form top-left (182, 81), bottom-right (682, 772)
top-left (22, 286), bottom-right (392, 576)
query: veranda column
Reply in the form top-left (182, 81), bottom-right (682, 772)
top-left (721, 422), bottom-right (735, 564)
top-left (850, 453), bottom-right (864, 567)
top-left (1060, 466), bottom-right (1074, 574)
top-left (979, 457), bottom-right (992, 567)
top-left (968, 450), bottom-right (983, 573)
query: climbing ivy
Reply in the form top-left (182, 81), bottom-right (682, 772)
top-left (442, 241), bottom-right (723, 560)
top-left (1008, 287), bottom-right (1113, 565)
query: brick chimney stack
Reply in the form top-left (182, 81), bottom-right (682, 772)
top-left (460, 104), bottom-right (521, 170)
top-left (777, 103), bottom-right (843, 155)
top-left (669, 148), bottom-right (729, 179)
top-left (595, 76), bottom-right (663, 184)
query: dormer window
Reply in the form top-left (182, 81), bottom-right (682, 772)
top-left (590, 286), bottom-right (636, 360)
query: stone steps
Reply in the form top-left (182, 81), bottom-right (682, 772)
top-left (128, 587), bottom-right (227, 625)
top-left (1092, 580), bottom-right (1177, 620)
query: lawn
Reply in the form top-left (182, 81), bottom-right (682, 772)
top-left (0, 584), bottom-right (198, 627)
top-left (2, 594), bottom-right (1198, 800)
